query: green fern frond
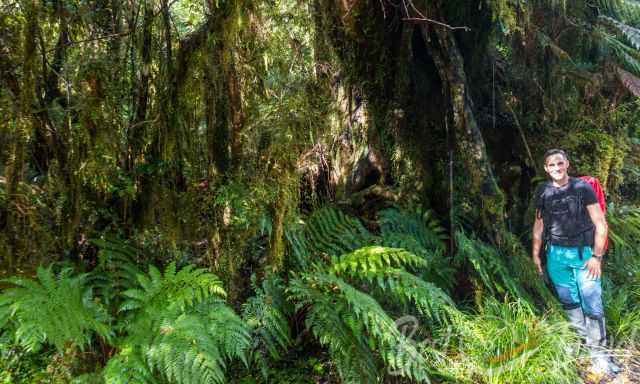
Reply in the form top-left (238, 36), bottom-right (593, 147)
top-left (378, 208), bottom-right (455, 287)
top-left (349, 267), bottom-right (456, 325)
top-left (120, 262), bottom-right (226, 316)
top-left (601, 15), bottom-right (640, 49)
top-left (329, 246), bottom-right (455, 324)
top-left (379, 207), bottom-right (448, 252)
top-left (242, 274), bottom-right (292, 379)
top-left (329, 246), bottom-right (428, 275)
top-left (455, 231), bottom-right (525, 301)
top-left (103, 346), bottom-right (158, 384)
top-left (284, 223), bottom-right (312, 269)
top-left (144, 302), bottom-right (251, 384)
top-left (288, 274), bottom-right (381, 383)
top-left (303, 207), bottom-right (374, 257)
top-left (107, 262), bottom-right (247, 384)
top-left (290, 272), bottom-right (434, 382)
top-left (598, 0), bottom-right (640, 24)
top-left (598, 29), bottom-right (640, 73)
top-left (89, 238), bottom-right (142, 312)
top-left (0, 267), bottom-right (112, 353)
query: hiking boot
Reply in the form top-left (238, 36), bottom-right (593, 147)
top-left (607, 358), bottom-right (624, 375)
top-left (564, 307), bottom-right (587, 338)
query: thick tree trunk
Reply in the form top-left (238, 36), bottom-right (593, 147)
top-left (420, 6), bottom-right (507, 243)
top-left (5, 1), bottom-right (36, 200)
top-left (128, 3), bottom-right (153, 227)
top-left (202, 1), bottom-right (248, 297)
top-left (204, 36), bottom-right (230, 180)
top-left (2, 0), bottom-right (37, 265)
top-left (128, 2), bottom-right (152, 174)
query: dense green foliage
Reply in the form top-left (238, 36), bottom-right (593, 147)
top-left (3, 0), bottom-right (640, 382)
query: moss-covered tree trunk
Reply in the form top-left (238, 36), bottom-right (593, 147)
top-left (420, 5), bottom-right (507, 243)
top-left (202, 0), bottom-right (248, 298)
top-left (2, 0), bottom-right (37, 267)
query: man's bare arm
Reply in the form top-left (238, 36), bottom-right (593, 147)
top-left (585, 203), bottom-right (607, 279)
top-left (532, 210), bottom-right (544, 274)
top-left (586, 203), bottom-right (607, 257)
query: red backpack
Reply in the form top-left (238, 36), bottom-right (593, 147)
top-left (578, 176), bottom-right (608, 252)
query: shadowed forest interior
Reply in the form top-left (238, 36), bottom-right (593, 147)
top-left (2, 0), bottom-right (640, 382)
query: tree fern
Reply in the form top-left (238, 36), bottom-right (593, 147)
top-left (597, 0), bottom-right (640, 95)
top-left (602, 15), bottom-right (640, 49)
top-left (0, 266), bottom-right (112, 353)
top-left (598, 0), bottom-right (640, 24)
top-left (284, 222), bottom-right (312, 270)
top-left (103, 346), bottom-right (158, 384)
top-left (145, 303), bottom-right (250, 384)
top-left (280, 207), bottom-right (458, 381)
top-left (330, 246), bottom-right (428, 274)
top-left (120, 262), bottom-right (226, 315)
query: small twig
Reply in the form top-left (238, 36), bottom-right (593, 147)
top-left (378, 0), bottom-right (387, 19)
top-left (402, 17), bottom-right (471, 31)
top-left (506, 98), bottom-right (535, 168)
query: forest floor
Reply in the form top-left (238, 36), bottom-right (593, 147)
top-left (582, 353), bottom-right (640, 384)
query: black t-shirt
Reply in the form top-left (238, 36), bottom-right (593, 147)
top-left (535, 177), bottom-right (598, 246)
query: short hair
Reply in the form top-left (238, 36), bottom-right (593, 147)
top-left (543, 148), bottom-right (568, 164)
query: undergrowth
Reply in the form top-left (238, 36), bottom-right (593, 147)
top-left (1, 204), bottom-right (640, 383)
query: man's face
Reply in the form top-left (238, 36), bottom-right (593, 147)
top-left (544, 154), bottom-right (569, 182)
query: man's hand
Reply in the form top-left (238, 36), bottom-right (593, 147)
top-left (532, 254), bottom-right (543, 275)
top-left (584, 257), bottom-right (602, 279)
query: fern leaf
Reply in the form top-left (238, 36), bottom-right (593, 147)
top-left (304, 207), bottom-right (374, 257)
top-left (349, 267), bottom-right (456, 324)
top-left (109, 262), bottom-right (244, 384)
top-left (90, 238), bottom-right (142, 312)
top-left (330, 246), bottom-right (428, 275)
top-left (288, 275), bottom-right (379, 383)
top-left (379, 207), bottom-right (448, 251)
top-left (455, 231), bottom-right (525, 301)
top-left (0, 266), bottom-right (112, 352)
top-left (290, 272), bottom-right (434, 382)
top-left (103, 346), bottom-right (158, 384)
top-left (602, 15), bottom-right (640, 49)
top-left (242, 274), bottom-right (292, 373)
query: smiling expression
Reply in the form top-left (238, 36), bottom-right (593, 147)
top-left (544, 153), bottom-right (570, 185)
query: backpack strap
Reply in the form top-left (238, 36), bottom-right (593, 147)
top-left (571, 177), bottom-right (590, 260)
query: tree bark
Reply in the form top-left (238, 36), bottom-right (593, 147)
top-left (420, 5), bottom-right (507, 243)
top-left (2, 1), bottom-right (37, 263)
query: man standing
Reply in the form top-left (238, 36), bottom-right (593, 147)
top-left (532, 148), bottom-right (622, 375)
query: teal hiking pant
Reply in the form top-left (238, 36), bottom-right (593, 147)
top-left (546, 244), bottom-right (604, 319)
